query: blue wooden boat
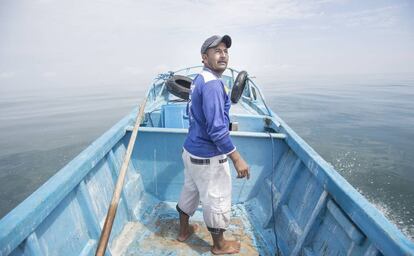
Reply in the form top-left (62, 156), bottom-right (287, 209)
top-left (0, 66), bottom-right (413, 255)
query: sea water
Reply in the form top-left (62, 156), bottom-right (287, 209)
top-left (0, 74), bottom-right (413, 241)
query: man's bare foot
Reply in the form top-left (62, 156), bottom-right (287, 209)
top-left (211, 240), bottom-right (241, 255)
top-left (177, 224), bottom-right (198, 242)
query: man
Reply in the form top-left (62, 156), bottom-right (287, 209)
top-left (176, 35), bottom-right (250, 255)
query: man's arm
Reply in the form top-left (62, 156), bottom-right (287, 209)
top-left (202, 82), bottom-right (250, 179)
top-left (228, 150), bottom-right (250, 179)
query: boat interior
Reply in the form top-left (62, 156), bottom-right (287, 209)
top-left (3, 67), bottom-right (411, 256)
top-left (108, 68), bottom-right (285, 255)
top-left (102, 68), bottom-right (386, 255)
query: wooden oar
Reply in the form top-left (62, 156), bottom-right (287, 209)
top-left (96, 98), bottom-right (147, 256)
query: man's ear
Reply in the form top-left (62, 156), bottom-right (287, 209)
top-left (201, 53), bottom-right (207, 63)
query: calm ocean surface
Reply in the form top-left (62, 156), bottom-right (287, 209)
top-left (0, 73), bottom-right (413, 240)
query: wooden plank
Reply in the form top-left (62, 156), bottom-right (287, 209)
top-left (281, 205), bottom-right (303, 238)
top-left (25, 233), bottom-right (42, 256)
top-left (291, 190), bottom-right (328, 256)
top-left (77, 180), bottom-right (102, 239)
top-left (262, 150), bottom-right (292, 228)
top-left (327, 199), bottom-right (365, 245)
top-left (127, 126), bottom-right (287, 139)
top-left (107, 150), bottom-right (130, 219)
top-left (273, 159), bottom-right (302, 212)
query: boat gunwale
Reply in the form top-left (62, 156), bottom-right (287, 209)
top-left (269, 110), bottom-right (414, 255)
top-left (127, 126), bottom-right (286, 139)
top-left (0, 108), bottom-right (137, 255)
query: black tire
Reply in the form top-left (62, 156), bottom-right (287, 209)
top-left (231, 71), bottom-right (248, 103)
top-left (166, 75), bottom-right (193, 100)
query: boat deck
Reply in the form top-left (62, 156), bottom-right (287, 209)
top-left (111, 201), bottom-right (267, 256)
top-left (230, 102), bottom-right (258, 115)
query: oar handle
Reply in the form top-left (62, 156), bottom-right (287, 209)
top-left (95, 98), bottom-right (147, 256)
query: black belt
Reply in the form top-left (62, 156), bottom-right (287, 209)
top-left (190, 156), bottom-right (227, 165)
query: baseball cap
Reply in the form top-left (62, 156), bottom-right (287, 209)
top-left (200, 35), bottom-right (232, 54)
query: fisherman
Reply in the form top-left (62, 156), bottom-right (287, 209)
top-left (176, 35), bottom-right (250, 255)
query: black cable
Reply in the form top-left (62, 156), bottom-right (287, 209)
top-left (147, 108), bottom-right (161, 127)
top-left (269, 132), bottom-right (281, 256)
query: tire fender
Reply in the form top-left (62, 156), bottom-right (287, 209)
top-left (166, 75), bottom-right (193, 100)
top-left (230, 71), bottom-right (248, 103)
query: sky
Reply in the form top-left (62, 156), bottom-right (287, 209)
top-left (0, 0), bottom-right (413, 90)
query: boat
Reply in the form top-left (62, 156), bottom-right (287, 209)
top-left (0, 66), bottom-right (413, 255)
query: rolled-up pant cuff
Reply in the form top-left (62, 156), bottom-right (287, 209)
top-left (207, 226), bottom-right (226, 235)
top-left (176, 204), bottom-right (189, 217)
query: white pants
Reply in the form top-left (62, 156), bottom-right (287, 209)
top-left (177, 148), bottom-right (232, 231)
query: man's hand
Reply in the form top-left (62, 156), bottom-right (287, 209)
top-left (228, 150), bottom-right (250, 179)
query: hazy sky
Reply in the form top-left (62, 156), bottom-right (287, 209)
top-left (1, 0), bottom-right (413, 89)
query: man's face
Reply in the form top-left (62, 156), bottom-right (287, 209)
top-left (202, 42), bottom-right (229, 74)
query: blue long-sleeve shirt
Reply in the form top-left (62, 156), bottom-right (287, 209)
top-left (183, 68), bottom-right (235, 157)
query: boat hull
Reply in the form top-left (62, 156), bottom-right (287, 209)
top-left (1, 67), bottom-right (413, 255)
